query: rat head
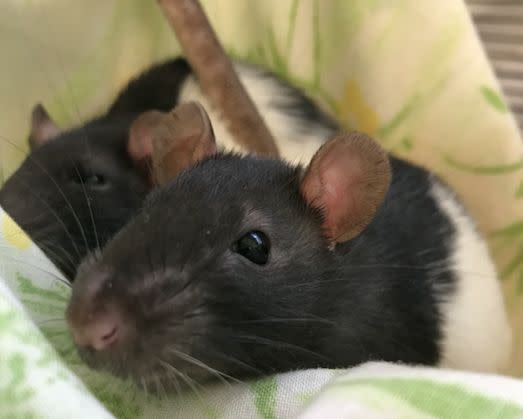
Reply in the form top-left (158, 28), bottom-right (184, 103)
top-left (66, 102), bottom-right (391, 391)
top-left (0, 105), bottom-right (176, 279)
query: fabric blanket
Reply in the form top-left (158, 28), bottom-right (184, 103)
top-left (1, 0), bottom-right (523, 417)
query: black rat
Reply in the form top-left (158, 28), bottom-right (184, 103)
top-left (0, 58), bottom-right (337, 279)
top-left (67, 102), bottom-right (511, 393)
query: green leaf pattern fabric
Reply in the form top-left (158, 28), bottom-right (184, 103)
top-left (1, 0), bottom-right (523, 417)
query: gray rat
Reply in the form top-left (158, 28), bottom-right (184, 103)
top-left (0, 57), bottom-right (337, 279)
top-left (67, 102), bottom-right (511, 393)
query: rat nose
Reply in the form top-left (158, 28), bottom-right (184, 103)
top-left (71, 310), bottom-right (122, 351)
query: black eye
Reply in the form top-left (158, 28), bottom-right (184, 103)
top-left (73, 173), bottom-right (108, 189)
top-left (84, 174), bottom-right (106, 186)
top-left (232, 231), bottom-right (270, 265)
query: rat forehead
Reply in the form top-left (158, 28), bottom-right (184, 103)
top-left (33, 124), bottom-right (130, 167)
top-left (142, 154), bottom-right (300, 226)
top-left (147, 156), bottom-right (297, 207)
top-left (167, 153), bottom-right (297, 196)
top-left (47, 115), bottom-right (131, 148)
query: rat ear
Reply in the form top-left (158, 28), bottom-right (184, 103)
top-left (152, 101), bottom-right (217, 185)
top-left (127, 102), bottom-right (217, 186)
top-left (29, 104), bottom-right (61, 149)
top-left (127, 110), bottom-right (167, 185)
top-left (300, 132), bottom-right (391, 244)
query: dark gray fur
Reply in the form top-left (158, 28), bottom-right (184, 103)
top-left (0, 57), bottom-right (337, 279)
top-left (69, 151), bottom-right (456, 388)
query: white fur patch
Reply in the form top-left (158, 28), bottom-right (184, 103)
top-left (177, 63), bottom-right (334, 165)
top-left (431, 180), bottom-right (512, 373)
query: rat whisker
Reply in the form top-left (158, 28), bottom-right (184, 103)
top-left (140, 377), bottom-right (150, 398)
top-left (0, 155), bottom-right (83, 261)
top-left (151, 372), bottom-right (167, 399)
top-left (206, 350), bottom-right (262, 376)
top-left (166, 347), bottom-right (240, 387)
top-left (72, 162), bottom-right (100, 254)
top-left (40, 328), bottom-right (70, 339)
top-left (275, 263), bottom-right (499, 291)
top-left (230, 317), bottom-right (334, 326)
top-left (0, 255), bottom-right (71, 287)
top-left (181, 307), bottom-right (207, 322)
top-left (179, 372), bottom-right (205, 402)
top-left (155, 358), bottom-right (183, 397)
top-left (37, 317), bottom-right (66, 326)
top-left (0, 134), bottom-right (91, 258)
top-left (159, 359), bottom-right (205, 401)
top-left (29, 241), bottom-right (77, 275)
top-left (231, 334), bottom-right (330, 363)
top-left (140, 217), bottom-right (158, 292)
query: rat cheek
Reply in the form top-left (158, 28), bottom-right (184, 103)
top-left (161, 321), bottom-right (227, 383)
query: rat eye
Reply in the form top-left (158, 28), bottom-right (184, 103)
top-left (72, 172), bottom-right (109, 189)
top-left (84, 174), bottom-right (106, 186)
top-left (232, 231), bottom-right (270, 265)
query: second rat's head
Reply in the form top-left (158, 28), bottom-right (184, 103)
top-left (0, 103), bottom-right (190, 279)
top-left (66, 102), bottom-right (391, 391)
top-left (0, 105), bottom-right (152, 278)
top-left (0, 104), bottom-right (168, 279)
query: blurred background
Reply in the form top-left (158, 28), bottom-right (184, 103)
top-left (468, 0), bottom-right (523, 133)
top-left (0, 0), bottom-right (349, 176)
top-left (1, 1), bottom-right (520, 175)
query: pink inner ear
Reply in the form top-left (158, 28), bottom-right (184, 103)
top-left (140, 102), bottom-right (217, 186)
top-left (127, 111), bottom-right (167, 187)
top-left (127, 111), bottom-right (166, 163)
top-left (319, 157), bottom-right (363, 241)
top-left (34, 123), bottom-right (61, 145)
top-left (128, 125), bottom-right (153, 163)
top-left (29, 104), bottom-right (61, 147)
top-left (301, 133), bottom-right (390, 244)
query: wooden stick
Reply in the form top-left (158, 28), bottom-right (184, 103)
top-left (157, 0), bottom-right (280, 157)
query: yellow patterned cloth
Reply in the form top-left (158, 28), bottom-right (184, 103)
top-left (0, 3), bottom-right (522, 415)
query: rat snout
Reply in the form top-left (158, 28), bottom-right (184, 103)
top-left (70, 306), bottom-right (123, 350)
top-left (67, 264), bottom-right (129, 352)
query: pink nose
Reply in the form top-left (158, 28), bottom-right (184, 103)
top-left (71, 311), bottom-right (122, 351)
